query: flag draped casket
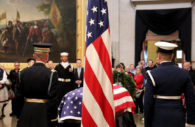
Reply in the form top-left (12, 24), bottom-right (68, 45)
top-left (58, 85), bottom-right (136, 122)
top-left (58, 88), bottom-right (83, 122)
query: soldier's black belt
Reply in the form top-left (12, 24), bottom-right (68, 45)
top-left (58, 78), bottom-right (71, 82)
top-left (153, 95), bottom-right (181, 100)
top-left (26, 98), bottom-right (48, 103)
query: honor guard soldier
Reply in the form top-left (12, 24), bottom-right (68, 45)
top-left (144, 41), bottom-right (195, 127)
top-left (55, 52), bottom-right (76, 104)
top-left (16, 43), bottom-right (59, 127)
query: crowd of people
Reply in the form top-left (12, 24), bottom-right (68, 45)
top-left (0, 42), bottom-right (195, 127)
top-left (0, 49), bottom-right (84, 127)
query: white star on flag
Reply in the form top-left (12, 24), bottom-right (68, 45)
top-left (101, 8), bottom-right (106, 15)
top-left (89, 18), bottom-right (95, 26)
top-left (98, 21), bottom-right (104, 27)
top-left (91, 6), bottom-right (97, 13)
top-left (87, 32), bottom-right (92, 38)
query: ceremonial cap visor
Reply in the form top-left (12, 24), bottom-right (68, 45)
top-left (33, 43), bottom-right (52, 53)
top-left (155, 41), bottom-right (178, 54)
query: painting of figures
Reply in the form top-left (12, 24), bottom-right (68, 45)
top-left (0, 0), bottom-right (76, 62)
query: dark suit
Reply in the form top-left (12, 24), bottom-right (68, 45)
top-left (144, 62), bottom-right (195, 127)
top-left (8, 70), bottom-right (20, 116)
top-left (16, 63), bottom-right (58, 127)
top-left (74, 67), bottom-right (84, 87)
top-left (189, 69), bottom-right (195, 86)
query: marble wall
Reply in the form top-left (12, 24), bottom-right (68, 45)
top-left (108, 0), bottom-right (135, 66)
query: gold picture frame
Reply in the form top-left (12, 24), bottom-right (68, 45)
top-left (1, 0), bottom-right (86, 70)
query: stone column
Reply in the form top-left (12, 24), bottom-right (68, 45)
top-left (119, 0), bottom-right (136, 66)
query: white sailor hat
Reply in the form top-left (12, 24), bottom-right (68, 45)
top-left (155, 41), bottom-right (178, 54)
top-left (60, 52), bottom-right (69, 56)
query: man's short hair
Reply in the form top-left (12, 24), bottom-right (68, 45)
top-left (27, 58), bottom-right (35, 63)
top-left (148, 59), bottom-right (153, 63)
top-left (159, 52), bottom-right (173, 60)
top-left (116, 64), bottom-right (121, 69)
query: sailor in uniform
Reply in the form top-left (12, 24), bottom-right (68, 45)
top-left (144, 41), bottom-right (195, 127)
top-left (16, 43), bottom-right (59, 127)
top-left (55, 52), bottom-right (76, 103)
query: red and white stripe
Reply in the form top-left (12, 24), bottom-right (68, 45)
top-left (113, 84), bottom-right (136, 113)
top-left (82, 29), bottom-right (115, 127)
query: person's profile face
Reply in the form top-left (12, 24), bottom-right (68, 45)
top-left (48, 61), bottom-right (54, 69)
top-left (28, 60), bottom-right (35, 67)
top-left (183, 63), bottom-right (190, 70)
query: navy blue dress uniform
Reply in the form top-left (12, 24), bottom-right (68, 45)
top-left (16, 43), bottom-right (59, 127)
top-left (55, 52), bottom-right (76, 104)
top-left (144, 41), bottom-right (195, 127)
top-left (189, 69), bottom-right (195, 86)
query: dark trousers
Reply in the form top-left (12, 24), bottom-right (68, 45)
top-left (59, 122), bottom-right (80, 127)
top-left (11, 98), bottom-right (17, 114)
top-left (135, 92), bottom-right (144, 113)
top-left (115, 112), bottom-right (136, 127)
top-left (1, 103), bottom-right (7, 115)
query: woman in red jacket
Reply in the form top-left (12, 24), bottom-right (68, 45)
top-left (134, 67), bottom-right (144, 113)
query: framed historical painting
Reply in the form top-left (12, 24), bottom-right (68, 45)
top-left (0, 0), bottom-right (85, 69)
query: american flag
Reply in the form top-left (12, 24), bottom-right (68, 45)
top-left (58, 88), bottom-right (83, 121)
top-left (113, 84), bottom-right (136, 113)
top-left (81, 0), bottom-right (115, 127)
top-left (58, 86), bottom-right (136, 122)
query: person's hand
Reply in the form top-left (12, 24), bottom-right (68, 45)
top-left (75, 80), bottom-right (79, 84)
top-left (69, 68), bottom-right (73, 72)
top-left (79, 80), bottom-right (82, 84)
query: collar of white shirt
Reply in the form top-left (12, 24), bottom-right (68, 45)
top-left (61, 62), bottom-right (70, 69)
top-left (160, 61), bottom-right (172, 64)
